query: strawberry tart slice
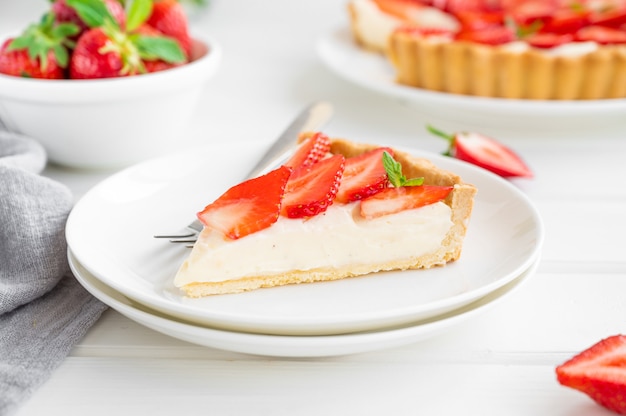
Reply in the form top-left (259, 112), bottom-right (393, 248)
top-left (174, 133), bottom-right (477, 297)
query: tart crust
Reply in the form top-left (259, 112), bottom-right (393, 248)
top-left (388, 32), bottom-right (626, 100)
top-left (178, 136), bottom-right (477, 297)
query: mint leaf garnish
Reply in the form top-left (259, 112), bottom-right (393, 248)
top-left (382, 151), bottom-right (424, 188)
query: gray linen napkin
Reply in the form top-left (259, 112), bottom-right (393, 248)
top-left (0, 131), bottom-right (108, 416)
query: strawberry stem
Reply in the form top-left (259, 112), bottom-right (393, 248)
top-left (426, 125), bottom-right (455, 157)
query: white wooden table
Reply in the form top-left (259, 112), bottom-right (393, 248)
top-left (3, 0), bottom-right (626, 414)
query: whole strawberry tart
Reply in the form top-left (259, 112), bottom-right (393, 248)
top-left (348, 0), bottom-right (626, 99)
top-left (174, 133), bottom-right (477, 297)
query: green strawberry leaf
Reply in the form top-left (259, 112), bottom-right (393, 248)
top-left (126, 0), bottom-right (153, 32)
top-left (382, 151), bottom-right (424, 188)
top-left (66, 0), bottom-right (118, 29)
top-left (426, 125), bottom-right (455, 157)
top-left (133, 35), bottom-right (186, 63)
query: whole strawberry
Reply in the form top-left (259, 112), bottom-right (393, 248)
top-left (0, 13), bottom-right (78, 79)
top-left (52, 0), bottom-right (126, 37)
top-left (68, 0), bottom-right (187, 79)
top-left (147, 0), bottom-right (192, 58)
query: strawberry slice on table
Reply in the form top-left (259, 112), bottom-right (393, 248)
top-left (284, 132), bottom-right (331, 170)
top-left (556, 334), bottom-right (626, 415)
top-left (427, 125), bottom-right (533, 178)
top-left (197, 166), bottom-right (293, 240)
top-left (335, 147), bottom-right (393, 203)
top-left (281, 154), bottom-right (345, 218)
top-left (360, 185), bottom-right (453, 219)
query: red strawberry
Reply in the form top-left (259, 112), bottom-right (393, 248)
top-left (508, 0), bottom-right (557, 26)
top-left (428, 126), bottom-right (533, 178)
top-left (372, 0), bottom-right (428, 21)
top-left (455, 10), bottom-right (505, 30)
top-left (147, 0), bottom-right (191, 58)
top-left (455, 25), bottom-right (516, 45)
top-left (525, 32), bottom-right (574, 48)
top-left (134, 24), bottom-right (186, 72)
top-left (284, 132), bottom-right (331, 170)
top-left (592, 6), bottom-right (626, 28)
top-left (360, 185), bottom-right (453, 219)
top-left (556, 335), bottom-right (626, 415)
top-left (197, 166), bottom-right (292, 239)
top-left (540, 8), bottom-right (591, 34)
top-left (52, 0), bottom-right (126, 36)
top-left (0, 13), bottom-right (77, 79)
top-left (575, 25), bottom-right (626, 44)
top-left (335, 147), bottom-right (392, 203)
top-left (281, 154), bottom-right (345, 218)
top-left (70, 27), bottom-right (134, 78)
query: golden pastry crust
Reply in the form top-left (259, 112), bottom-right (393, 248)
top-left (179, 136), bottom-right (477, 297)
top-left (388, 32), bottom-right (626, 100)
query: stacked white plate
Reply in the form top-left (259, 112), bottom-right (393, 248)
top-left (66, 141), bottom-right (544, 357)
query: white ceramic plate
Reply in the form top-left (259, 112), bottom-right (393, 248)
top-left (316, 28), bottom-right (626, 136)
top-left (66, 140), bottom-right (543, 336)
top-left (70, 250), bottom-right (539, 357)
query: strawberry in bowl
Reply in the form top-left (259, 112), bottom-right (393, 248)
top-left (0, 0), bottom-right (221, 169)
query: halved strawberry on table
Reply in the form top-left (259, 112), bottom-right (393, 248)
top-left (556, 334), bottom-right (626, 415)
top-left (427, 125), bottom-right (533, 178)
top-left (197, 166), bottom-right (293, 240)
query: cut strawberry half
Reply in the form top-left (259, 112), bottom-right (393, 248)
top-left (454, 132), bottom-right (533, 178)
top-left (428, 126), bottom-right (533, 178)
top-left (281, 154), bottom-right (345, 218)
top-left (284, 132), bottom-right (331, 170)
top-left (197, 166), bottom-right (292, 239)
top-left (335, 147), bottom-right (392, 203)
top-left (360, 185), bottom-right (453, 219)
top-left (556, 334), bottom-right (626, 415)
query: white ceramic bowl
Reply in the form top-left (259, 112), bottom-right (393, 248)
top-left (0, 35), bottom-right (221, 170)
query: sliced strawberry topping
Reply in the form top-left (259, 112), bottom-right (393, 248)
top-left (372, 0), bottom-right (428, 21)
top-left (575, 25), bottom-right (626, 44)
top-left (360, 185), bottom-right (453, 219)
top-left (281, 154), bottom-right (345, 218)
top-left (284, 132), bottom-right (331, 170)
top-left (525, 32), bottom-right (574, 48)
top-left (556, 334), bottom-right (626, 415)
top-left (197, 166), bottom-right (292, 239)
top-left (508, 0), bottom-right (557, 26)
top-left (455, 25), bottom-right (516, 45)
top-left (335, 147), bottom-right (392, 203)
top-left (540, 8), bottom-right (591, 35)
top-left (591, 6), bottom-right (626, 28)
top-left (454, 132), bottom-right (533, 178)
top-left (455, 10), bottom-right (505, 30)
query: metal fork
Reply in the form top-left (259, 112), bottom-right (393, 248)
top-left (154, 101), bottom-right (334, 244)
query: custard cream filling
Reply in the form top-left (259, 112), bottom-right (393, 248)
top-left (174, 201), bottom-right (453, 286)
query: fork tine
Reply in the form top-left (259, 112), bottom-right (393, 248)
top-left (153, 231), bottom-right (196, 239)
